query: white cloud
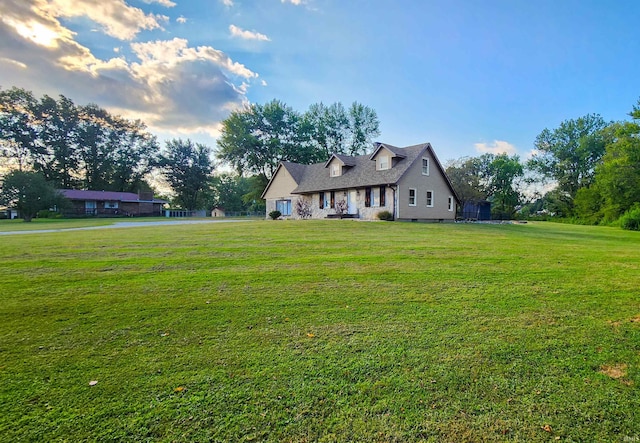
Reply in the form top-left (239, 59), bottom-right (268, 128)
top-left (221, 0), bottom-right (234, 6)
top-left (261, 79), bottom-right (267, 86)
top-left (229, 25), bottom-right (270, 41)
top-left (474, 140), bottom-right (517, 155)
top-left (141, 0), bottom-right (176, 7)
top-left (42, 0), bottom-right (168, 41)
top-left (282, 0), bottom-right (304, 4)
top-left (176, 16), bottom-right (187, 24)
top-left (0, 0), bottom-right (259, 137)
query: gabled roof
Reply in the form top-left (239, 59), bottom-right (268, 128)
top-left (260, 142), bottom-right (461, 203)
top-left (59, 189), bottom-right (166, 203)
top-left (324, 153), bottom-right (356, 168)
top-left (293, 143), bottom-right (429, 193)
top-left (369, 142), bottom-right (407, 160)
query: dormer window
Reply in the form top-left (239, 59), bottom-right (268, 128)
top-left (378, 155), bottom-right (390, 170)
top-left (331, 163), bottom-right (341, 177)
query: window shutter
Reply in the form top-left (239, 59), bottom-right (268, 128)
top-left (330, 191), bottom-right (335, 208)
top-left (365, 187), bottom-right (371, 207)
top-left (380, 186), bottom-right (385, 206)
top-left (319, 192), bottom-right (324, 209)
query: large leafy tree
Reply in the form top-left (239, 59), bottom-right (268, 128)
top-left (159, 139), bottom-right (214, 211)
top-left (446, 154), bottom-right (523, 219)
top-left (217, 99), bottom-right (380, 179)
top-left (528, 114), bottom-right (609, 204)
top-left (0, 87), bottom-right (39, 171)
top-left (0, 86), bottom-right (159, 191)
top-left (217, 100), bottom-right (308, 178)
top-left (0, 170), bottom-right (62, 222)
top-left (581, 100), bottom-right (640, 222)
top-left (445, 156), bottom-right (489, 210)
top-left (483, 153), bottom-right (524, 219)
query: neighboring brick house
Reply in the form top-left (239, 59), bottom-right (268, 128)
top-left (59, 190), bottom-right (166, 217)
top-left (261, 142), bottom-right (460, 221)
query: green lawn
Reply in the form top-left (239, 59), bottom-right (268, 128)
top-left (1, 220), bottom-right (638, 442)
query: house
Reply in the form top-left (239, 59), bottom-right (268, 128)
top-left (261, 142), bottom-right (460, 221)
top-left (59, 190), bottom-right (166, 217)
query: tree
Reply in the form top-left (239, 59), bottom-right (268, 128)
top-left (484, 154), bottom-right (524, 219)
top-left (217, 99), bottom-right (381, 178)
top-left (0, 86), bottom-right (159, 191)
top-left (528, 114), bottom-right (609, 207)
top-left (0, 171), bottom-right (62, 222)
top-left (587, 100), bottom-right (640, 222)
top-left (0, 87), bottom-right (39, 171)
top-left (445, 157), bottom-right (489, 210)
top-left (348, 101), bottom-right (380, 155)
top-left (446, 154), bottom-right (523, 219)
top-left (209, 173), bottom-right (250, 212)
top-left (217, 100), bottom-right (308, 178)
top-left (160, 139), bottom-right (214, 210)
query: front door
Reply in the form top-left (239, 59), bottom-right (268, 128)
top-left (348, 190), bottom-right (357, 214)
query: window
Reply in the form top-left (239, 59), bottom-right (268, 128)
top-left (276, 200), bottom-right (292, 216)
top-left (448, 196), bottom-right (454, 212)
top-left (408, 188), bottom-right (416, 206)
top-left (85, 200), bottom-right (96, 215)
top-left (426, 191), bottom-right (434, 207)
top-left (371, 187), bottom-right (380, 207)
top-left (379, 186), bottom-right (386, 206)
top-left (365, 187), bottom-right (371, 207)
top-left (331, 163), bottom-right (341, 177)
top-left (379, 155), bottom-right (390, 170)
top-left (319, 192), bottom-right (325, 209)
top-left (104, 201), bottom-right (119, 209)
top-left (422, 157), bottom-right (430, 175)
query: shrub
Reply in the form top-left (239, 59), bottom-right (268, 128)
top-left (377, 210), bottom-right (394, 221)
top-left (37, 209), bottom-right (57, 219)
top-left (619, 206), bottom-right (640, 231)
top-left (268, 210), bottom-right (282, 220)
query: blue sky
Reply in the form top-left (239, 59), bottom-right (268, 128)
top-left (1, 0), bottom-right (639, 163)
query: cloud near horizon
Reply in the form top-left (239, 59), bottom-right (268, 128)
top-left (474, 140), bottom-right (517, 155)
top-left (0, 0), bottom-right (260, 138)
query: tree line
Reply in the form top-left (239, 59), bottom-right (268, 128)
top-left (445, 100), bottom-right (640, 229)
top-left (2, 84), bottom-right (638, 229)
top-left (0, 87), bottom-right (380, 220)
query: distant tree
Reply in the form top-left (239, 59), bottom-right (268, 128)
top-left (528, 114), bottom-right (609, 208)
top-left (0, 86), bottom-right (159, 191)
top-left (445, 157), bottom-right (489, 210)
top-left (588, 100), bottom-right (640, 222)
top-left (209, 173), bottom-right (251, 212)
top-left (0, 171), bottom-right (61, 222)
top-left (0, 87), bottom-right (39, 171)
top-left (348, 101), bottom-right (380, 155)
top-left (217, 99), bottom-right (381, 179)
top-left (160, 139), bottom-right (214, 210)
top-left (301, 101), bottom-right (380, 157)
top-left (484, 153), bottom-right (524, 219)
top-left (217, 100), bottom-right (311, 178)
top-left (447, 154), bottom-right (523, 219)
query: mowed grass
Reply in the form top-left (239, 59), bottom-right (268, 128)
top-left (0, 220), bottom-right (638, 442)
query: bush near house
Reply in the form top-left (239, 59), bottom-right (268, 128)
top-left (377, 210), bottom-right (394, 221)
top-left (268, 210), bottom-right (281, 220)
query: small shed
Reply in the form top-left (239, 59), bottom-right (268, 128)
top-left (211, 208), bottom-right (225, 218)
